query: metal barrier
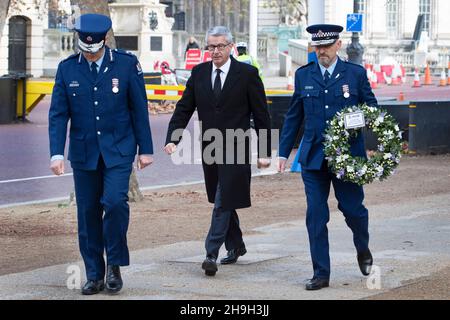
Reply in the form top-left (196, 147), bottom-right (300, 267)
top-left (408, 100), bottom-right (450, 154)
top-left (17, 80), bottom-right (294, 118)
top-left (16, 81), bottom-right (450, 155)
top-left (366, 100), bottom-right (450, 154)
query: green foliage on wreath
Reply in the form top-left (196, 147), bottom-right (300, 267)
top-left (323, 104), bottom-right (402, 186)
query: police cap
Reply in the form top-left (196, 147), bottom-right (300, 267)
top-left (74, 13), bottom-right (112, 53)
top-left (306, 24), bottom-right (343, 46)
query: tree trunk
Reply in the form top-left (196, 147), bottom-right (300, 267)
top-left (70, 0), bottom-right (116, 48)
top-left (68, 0), bottom-right (144, 203)
top-left (0, 0), bottom-right (11, 45)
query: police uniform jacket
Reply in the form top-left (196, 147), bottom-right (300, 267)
top-left (49, 47), bottom-right (153, 170)
top-left (278, 58), bottom-right (377, 170)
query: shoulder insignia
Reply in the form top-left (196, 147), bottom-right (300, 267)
top-left (114, 48), bottom-right (134, 56)
top-left (136, 61), bottom-right (143, 75)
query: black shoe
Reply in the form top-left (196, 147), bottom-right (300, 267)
top-left (106, 265), bottom-right (123, 293)
top-left (220, 246), bottom-right (247, 265)
top-left (357, 249), bottom-right (373, 276)
top-left (305, 278), bottom-right (329, 291)
top-left (81, 279), bottom-right (105, 295)
top-left (202, 256), bottom-right (218, 276)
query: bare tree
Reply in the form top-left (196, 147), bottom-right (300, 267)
top-left (264, 0), bottom-right (308, 26)
top-left (0, 0), bottom-right (11, 44)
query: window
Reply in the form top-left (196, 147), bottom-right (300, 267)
top-left (115, 36), bottom-right (138, 51)
top-left (160, 1), bottom-right (173, 17)
top-left (150, 36), bottom-right (163, 51)
top-left (386, 0), bottom-right (398, 38)
top-left (419, 0), bottom-right (431, 34)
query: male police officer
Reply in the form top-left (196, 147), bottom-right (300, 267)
top-left (277, 24), bottom-right (377, 290)
top-left (49, 13), bottom-right (154, 295)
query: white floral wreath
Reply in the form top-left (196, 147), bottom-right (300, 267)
top-left (323, 104), bottom-right (403, 185)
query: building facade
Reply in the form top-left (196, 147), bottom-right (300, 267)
top-left (0, 0), bottom-right (48, 77)
top-left (326, 0), bottom-right (450, 67)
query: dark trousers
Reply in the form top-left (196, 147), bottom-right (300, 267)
top-left (205, 184), bottom-right (244, 259)
top-left (301, 161), bottom-right (369, 280)
top-left (73, 156), bottom-right (132, 281)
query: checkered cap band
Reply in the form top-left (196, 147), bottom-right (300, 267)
top-left (312, 31), bottom-right (340, 39)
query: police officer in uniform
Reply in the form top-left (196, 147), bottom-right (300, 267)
top-left (48, 14), bottom-right (154, 295)
top-left (277, 24), bottom-right (377, 290)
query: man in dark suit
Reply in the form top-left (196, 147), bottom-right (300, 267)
top-left (48, 14), bottom-right (154, 295)
top-left (165, 26), bottom-right (271, 276)
top-left (278, 24), bottom-right (377, 290)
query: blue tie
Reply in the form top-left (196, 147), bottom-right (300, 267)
top-left (91, 62), bottom-right (98, 79)
top-left (324, 70), bottom-right (330, 84)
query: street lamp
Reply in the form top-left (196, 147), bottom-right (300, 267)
top-left (346, 0), bottom-right (364, 65)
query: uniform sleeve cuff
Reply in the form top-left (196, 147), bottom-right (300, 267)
top-left (51, 155), bottom-right (64, 161)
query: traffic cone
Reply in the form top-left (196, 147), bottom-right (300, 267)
top-left (383, 72), bottom-right (392, 85)
top-left (391, 66), bottom-right (399, 85)
top-left (398, 91), bottom-right (405, 101)
top-left (412, 68), bottom-right (421, 87)
top-left (287, 71), bottom-right (294, 90)
top-left (370, 72), bottom-right (378, 89)
top-left (366, 68), bottom-right (372, 82)
top-left (391, 76), bottom-right (399, 85)
top-left (439, 69), bottom-right (447, 86)
top-left (424, 64), bottom-right (432, 85)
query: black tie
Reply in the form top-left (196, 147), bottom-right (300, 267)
top-left (213, 69), bottom-right (222, 99)
top-left (324, 70), bottom-right (330, 84)
top-left (91, 62), bottom-right (98, 79)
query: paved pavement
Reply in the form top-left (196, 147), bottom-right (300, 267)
top-left (0, 190), bottom-right (449, 300)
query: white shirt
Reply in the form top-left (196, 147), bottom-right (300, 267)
top-left (318, 56), bottom-right (339, 79)
top-left (87, 49), bottom-right (105, 74)
top-left (211, 57), bottom-right (231, 90)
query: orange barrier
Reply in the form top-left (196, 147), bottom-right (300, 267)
top-left (185, 49), bottom-right (202, 70)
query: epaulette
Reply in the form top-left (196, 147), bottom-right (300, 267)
top-left (114, 48), bottom-right (135, 57)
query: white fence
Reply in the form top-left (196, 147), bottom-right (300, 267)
top-left (43, 29), bottom-right (75, 77)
